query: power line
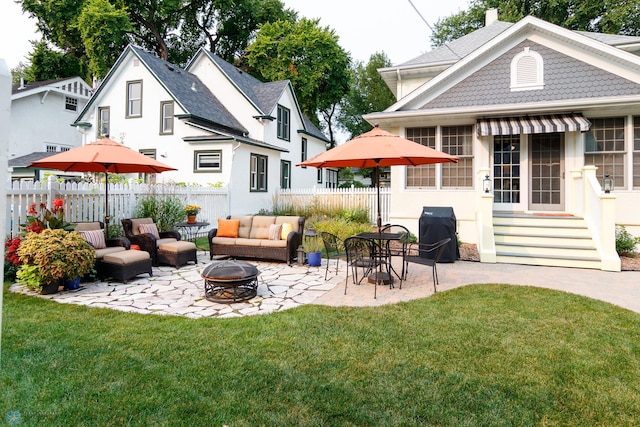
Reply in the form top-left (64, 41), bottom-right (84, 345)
top-left (406, 0), bottom-right (461, 59)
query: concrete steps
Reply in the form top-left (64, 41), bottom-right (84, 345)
top-left (493, 214), bottom-right (601, 269)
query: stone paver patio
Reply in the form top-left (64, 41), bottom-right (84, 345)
top-left (10, 250), bottom-right (640, 316)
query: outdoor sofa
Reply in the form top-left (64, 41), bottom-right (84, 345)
top-left (208, 215), bottom-right (305, 265)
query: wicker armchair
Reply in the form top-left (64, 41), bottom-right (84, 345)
top-left (121, 218), bottom-right (181, 265)
top-left (74, 221), bottom-right (130, 278)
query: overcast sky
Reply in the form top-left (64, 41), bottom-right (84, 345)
top-left (0, 0), bottom-right (469, 69)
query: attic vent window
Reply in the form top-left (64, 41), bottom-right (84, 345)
top-left (510, 47), bottom-right (544, 91)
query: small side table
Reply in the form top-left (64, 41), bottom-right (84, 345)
top-left (174, 221), bottom-right (210, 243)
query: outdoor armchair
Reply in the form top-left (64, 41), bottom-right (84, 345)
top-left (74, 221), bottom-right (130, 278)
top-left (343, 236), bottom-right (385, 296)
top-left (122, 218), bottom-right (181, 266)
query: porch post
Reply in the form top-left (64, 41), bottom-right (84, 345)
top-left (476, 168), bottom-right (496, 263)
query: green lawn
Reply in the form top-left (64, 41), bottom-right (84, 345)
top-left (2, 283), bottom-right (640, 426)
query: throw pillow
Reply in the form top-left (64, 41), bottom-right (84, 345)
top-left (280, 223), bottom-right (294, 240)
top-left (139, 223), bottom-right (160, 239)
top-left (79, 229), bottom-right (106, 249)
top-left (217, 218), bottom-right (240, 238)
top-left (268, 223), bottom-right (282, 240)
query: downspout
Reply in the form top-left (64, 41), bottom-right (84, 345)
top-left (228, 140), bottom-right (241, 215)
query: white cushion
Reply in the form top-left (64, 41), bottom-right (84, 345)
top-left (139, 223), bottom-right (160, 239)
top-left (80, 229), bottom-right (106, 249)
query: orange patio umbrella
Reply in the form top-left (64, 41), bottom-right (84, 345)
top-left (30, 136), bottom-right (177, 236)
top-left (298, 125), bottom-right (458, 231)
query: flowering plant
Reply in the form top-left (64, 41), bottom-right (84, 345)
top-left (22, 199), bottom-right (75, 233)
top-left (184, 204), bottom-right (201, 216)
top-left (4, 236), bottom-right (22, 282)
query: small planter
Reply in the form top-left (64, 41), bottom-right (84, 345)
top-left (64, 277), bottom-right (81, 290)
top-left (40, 281), bottom-right (60, 295)
top-left (187, 215), bottom-right (197, 224)
top-left (307, 251), bottom-right (322, 267)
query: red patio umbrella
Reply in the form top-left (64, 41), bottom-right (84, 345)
top-left (30, 136), bottom-right (177, 236)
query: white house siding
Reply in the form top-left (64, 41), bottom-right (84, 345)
top-left (10, 81), bottom-right (89, 160)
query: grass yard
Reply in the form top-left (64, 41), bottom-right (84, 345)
top-left (2, 283), bottom-right (640, 426)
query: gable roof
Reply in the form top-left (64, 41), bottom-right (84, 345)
top-left (372, 15), bottom-right (640, 119)
top-left (12, 76), bottom-right (92, 100)
top-left (75, 45), bottom-right (247, 135)
top-left (194, 49), bottom-right (329, 143)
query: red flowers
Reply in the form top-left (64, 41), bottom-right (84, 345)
top-left (5, 236), bottom-right (22, 266)
top-left (22, 198), bottom-right (73, 233)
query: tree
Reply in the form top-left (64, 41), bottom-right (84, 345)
top-left (431, 0), bottom-right (640, 47)
top-left (244, 18), bottom-right (351, 144)
top-left (337, 52), bottom-right (396, 141)
top-left (76, 0), bottom-right (131, 78)
top-left (18, 0), bottom-right (294, 80)
top-left (26, 41), bottom-right (86, 82)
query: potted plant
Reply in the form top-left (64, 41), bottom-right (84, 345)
top-left (184, 204), bottom-right (201, 224)
top-left (303, 234), bottom-right (324, 267)
top-left (16, 229), bottom-right (95, 294)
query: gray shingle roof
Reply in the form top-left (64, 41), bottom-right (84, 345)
top-left (9, 152), bottom-right (56, 168)
top-left (400, 21), bottom-right (514, 66)
top-left (130, 46), bottom-right (247, 134)
top-left (203, 50), bottom-right (329, 142)
top-left (576, 31), bottom-right (640, 46)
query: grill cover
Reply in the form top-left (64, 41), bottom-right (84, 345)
top-left (419, 206), bottom-right (459, 263)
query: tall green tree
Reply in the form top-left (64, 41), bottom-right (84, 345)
top-left (431, 0), bottom-right (640, 47)
top-left (244, 18), bottom-right (351, 144)
top-left (18, 0), bottom-right (294, 80)
top-left (337, 52), bottom-right (396, 141)
top-left (26, 41), bottom-right (86, 82)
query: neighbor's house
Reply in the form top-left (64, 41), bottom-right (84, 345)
top-left (72, 45), bottom-right (333, 214)
top-left (8, 77), bottom-right (92, 181)
top-left (365, 10), bottom-right (640, 271)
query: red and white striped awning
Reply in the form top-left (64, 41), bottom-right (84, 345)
top-left (477, 113), bottom-right (591, 136)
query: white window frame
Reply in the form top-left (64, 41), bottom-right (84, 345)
top-left (65, 96), bottom-right (78, 112)
top-left (98, 106), bottom-right (110, 137)
top-left (277, 105), bottom-right (290, 141)
top-left (250, 153), bottom-right (268, 191)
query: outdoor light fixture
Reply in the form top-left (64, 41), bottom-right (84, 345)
top-left (297, 245), bottom-right (305, 266)
top-left (483, 174), bottom-right (492, 193)
top-left (603, 174), bottom-right (613, 193)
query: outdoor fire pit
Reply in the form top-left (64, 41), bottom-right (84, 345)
top-left (202, 259), bottom-right (260, 303)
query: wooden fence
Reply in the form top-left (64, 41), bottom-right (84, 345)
top-left (5, 178), bottom-right (389, 238)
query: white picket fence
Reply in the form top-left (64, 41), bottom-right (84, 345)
top-left (276, 186), bottom-right (391, 224)
top-left (5, 178), bottom-right (389, 238)
top-left (5, 177), bottom-right (229, 237)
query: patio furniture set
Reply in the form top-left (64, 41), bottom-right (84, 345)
top-left (75, 218), bottom-right (197, 283)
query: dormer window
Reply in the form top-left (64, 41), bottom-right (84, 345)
top-left (510, 47), bottom-right (544, 91)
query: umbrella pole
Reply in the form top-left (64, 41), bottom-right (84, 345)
top-left (104, 169), bottom-right (109, 237)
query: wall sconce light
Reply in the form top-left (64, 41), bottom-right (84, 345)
top-left (603, 174), bottom-right (613, 193)
top-left (483, 174), bottom-right (492, 193)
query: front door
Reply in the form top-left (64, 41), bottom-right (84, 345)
top-left (529, 133), bottom-right (564, 211)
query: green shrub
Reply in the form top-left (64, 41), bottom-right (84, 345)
top-left (135, 195), bottom-right (185, 232)
top-left (616, 225), bottom-right (640, 256)
top-left (308, 217), bottom-right (374, 243)
top-left (339, 207), bottom-right (370, 224)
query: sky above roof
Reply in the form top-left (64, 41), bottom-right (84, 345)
top-left (1, 0), bottom-right (469, 69)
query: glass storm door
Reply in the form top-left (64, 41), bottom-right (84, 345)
top-left (529, 133), bottom-right (564, 211)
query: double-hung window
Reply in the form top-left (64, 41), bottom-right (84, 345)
top-left (441, 125), bottom-right (473, 188)
top-left (585, 118), bottom-right (625, 189)
top-left (301, 137), bottom-right (307, 168)
top-left (281, 160), bottom-right (291, 189)
top-left (277, 105), bottom-right (290, 140)
top-left (160, 101), bottom-right (174, 134)
top-left (98, 107), bottom-right (110, 137)
top-left (251, 154), bottom-right (268, 191)
top-left (406, 127), bottom-right (436, 187)
top-left (126, 80), bottom-right (142, 117)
